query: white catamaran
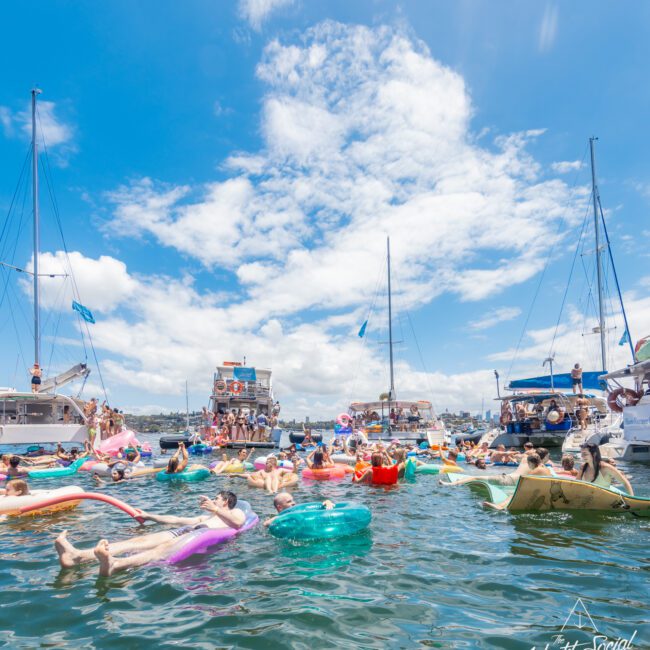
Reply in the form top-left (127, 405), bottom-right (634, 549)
top-left (0, 90), bottom-right (91, 447)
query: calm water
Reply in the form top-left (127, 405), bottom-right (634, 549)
top-left (1, 436), bottom-right (649, 649)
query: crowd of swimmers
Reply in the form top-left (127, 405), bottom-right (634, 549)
top-left (0, 430), bottom-right (637, 576)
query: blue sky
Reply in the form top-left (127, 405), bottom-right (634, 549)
top-left (1, 1), bottom-right (649, 417)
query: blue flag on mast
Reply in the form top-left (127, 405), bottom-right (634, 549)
top-left (619, 329), bottom-right (629, 346)
top-left (72, 300), bottom-right (95, 324)
top-left (358, 320), bottom-right (368, 338)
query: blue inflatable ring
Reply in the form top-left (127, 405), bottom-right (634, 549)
top-left (268, 501), bottom-right (371, 541)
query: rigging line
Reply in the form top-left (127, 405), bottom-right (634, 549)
top-left (5, 286), bottom-right (27, 375)
top-left (405, 309), bottom-right (440, 415)
top-left (548, 203), bottom-right (591, 357)
top-left (0, 145), bottom-right (31, 255)
top-left (45, 301), bottom-right (65, 379)
top-left (0, 160), bottom-right (31, 312)
top-left (505, 144), bottom-right (590, 382)
top-left (38, 115), bottom-right (93, 378)
top-left (598, 197), bottom-right (636, 362)
top-left (347, 255), bottom-right (386, 404)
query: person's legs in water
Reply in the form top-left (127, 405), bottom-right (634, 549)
top-left (94, 537), bottom-right (180, 576)
top-left (55, 529), bottom-right (177, 568)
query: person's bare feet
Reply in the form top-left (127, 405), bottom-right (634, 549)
top-left (94, 540), bottom-right (114, 577)
top-left (55, 530), bottom-right (81, 569)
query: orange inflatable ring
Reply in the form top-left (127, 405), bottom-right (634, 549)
top-left (607, 388), bottom-right (641, 413)
top-left (214, 379), bottom-right (227, 394)
top-left (230, 381), bottom-right (243, 394)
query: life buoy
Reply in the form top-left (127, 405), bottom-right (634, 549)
top-left (230, 381), bottom-right (243, 394)
top-left (607, 388), bottom-right (641, 413)
top-left (214, 379), bottom-right (227, 394)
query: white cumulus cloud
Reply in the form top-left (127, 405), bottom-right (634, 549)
top-left (238, 0), bottom-right (294, 31)
top-left (469, 307), bottom-right (522, 331)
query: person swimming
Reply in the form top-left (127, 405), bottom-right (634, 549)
top-left (263, 492), bottom-right (334, 527)
top-left (246, 457), bottom-right (299, 494)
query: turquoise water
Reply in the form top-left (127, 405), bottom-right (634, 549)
top-left (1, 443), bottom-right (649, 649)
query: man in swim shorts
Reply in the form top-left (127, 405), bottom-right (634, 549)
top-left (263, 492), bottom-right (334, 527)
top-left (54, 490), bottom-right (245, 576)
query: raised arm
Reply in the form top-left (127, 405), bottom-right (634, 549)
top-left (604, 462), bottom-right (634, 495)
top-left (138, 510), bottom-right (208, 526)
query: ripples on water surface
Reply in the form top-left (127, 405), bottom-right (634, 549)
top-left (1, 441), bottom-right (649, 649)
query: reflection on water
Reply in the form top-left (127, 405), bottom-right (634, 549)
top-left (1, 436), bottom-right (649, 647)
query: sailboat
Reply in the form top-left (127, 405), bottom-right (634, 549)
top-left (0, 90), bottom-right (91, 446)
top-left (483, 138), bottom-right (629, 450)
top-left (339, 237), bottom-right (447, 447)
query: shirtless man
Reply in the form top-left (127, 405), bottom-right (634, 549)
top-left (263, 492), bottom-right (334, 527)
top-left (55, 490), bottom-right (245, 576)
top-left (571, 363), bottom-right (583, 394)
top-left (29, 363), bottom-right (42, 393)
top-left (246, 456), bottom-right (298, 493)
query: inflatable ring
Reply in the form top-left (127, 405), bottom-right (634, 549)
top-left (0, 486), bottom-right (85, 516)
top-left (28, 457), bottom-right (86, 479)
top-left (156, 467), bottom-right (210, 482)
top-left (214, 379), bottom-right (227, 394)
top-left (268, 502), bottom-right (371, 541)
top-left (336, 413), bottom-right (352, 427)
top-left (230, 381), bottom-right (243, 394)
top-left (254, 456), bottom-right (294, 470)
top-left (607, 387), bottom-right (641, 413)
top-left (302, 465), bottom-right (347, 481)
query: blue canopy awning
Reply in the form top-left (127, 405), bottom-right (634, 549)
top-left (507, 371), bottom-right (606, 392)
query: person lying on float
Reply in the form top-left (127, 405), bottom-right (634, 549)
top-left (55, 490), bottom-right (244, 575)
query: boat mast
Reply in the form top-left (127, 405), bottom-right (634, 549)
top-left (32, 88), bottom-right (42, 366)
top-left (590, 137), bottom-right (607, 372)
top-left (387, 237), bottom-right (395, 401)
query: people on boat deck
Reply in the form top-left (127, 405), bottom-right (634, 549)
top-left (571, 363), bottom-right (583, 394)
top-left (263, 492), bottom-right (334, 526)
top-left (578, 443), bottom-right (633, 494)
top-left (515, 402), bottom-right (527, 421)
top-left (575, 394), bottom-right (590, 431)
top-left (54, 490), bottom-right (245, 576)
top-left (29, 363), bottom-right (42, 393)
top-left (0, 479), bottom-right (30, 496)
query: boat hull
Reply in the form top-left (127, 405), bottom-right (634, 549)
top-left (600, 441), bottom-right (650, 462)
top-left (0, 423), bottom-right (88, 446)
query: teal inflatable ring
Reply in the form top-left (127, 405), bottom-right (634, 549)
top-left (28, 457), bottom-right (86, 479)
top-left (156, 467), bottom-right (210, 482)
top-left (268, 501), bottom-right (371, 541)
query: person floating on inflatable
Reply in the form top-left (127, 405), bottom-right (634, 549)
top-left (54, 490), bottom-right (245, 575)
top-left (165, 442), bottom-right (189, 475)
top-left (263, 492), bottom-right (335, 527)
top-left (246, 456), bottom-right (298, 494)
top-left (353, 451), bottom-right (404, 485)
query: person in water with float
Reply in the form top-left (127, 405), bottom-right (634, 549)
top-left (165, 441), bottom-right (189, 474)
top-left (210, 447), bottom-right (254, 474)
top-left (578, 443), bottom-right (633, 494)
top-left (245, 456), bottom-right (299, 494)
top-left (55, 490), bottom-right (245, 576)
top-left (0, 479), bottom-right (30, 497)
top-left (263, 492), bottom-right (334, 527)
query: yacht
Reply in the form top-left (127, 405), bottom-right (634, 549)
top-left (209, 361), bottom-right (279, 449)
